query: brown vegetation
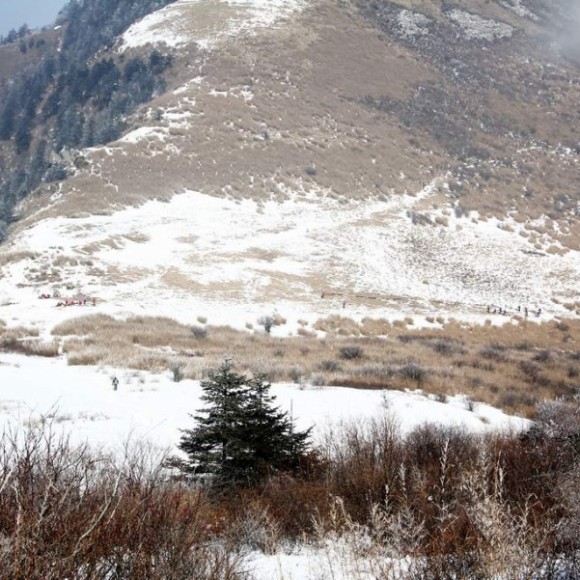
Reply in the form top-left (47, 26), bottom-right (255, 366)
top-left (0, 424), bottom-right (242, 579)
top-left (1, 406), bottom-right (578, 578)
top-left (0, 324), bottom-right (59, 357)
top-left (50, 314), bottom-right (580, 417)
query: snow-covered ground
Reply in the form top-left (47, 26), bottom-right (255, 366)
top-left (0, 352), bottom-right (529, 455)
top-left (0, 350), bottom-right (532, 579)
top-left (1, 186), bottom-right (578, 338)
top-left (120, 0), bottom-right (308, 52)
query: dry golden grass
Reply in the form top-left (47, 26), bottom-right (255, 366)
top-left (51, 313), bottom-right (580, 417)
top-left (0, 322), bottom-right (58, 357)
top-left (1, 325), bottom-right (40, 340)
top-left (0, 251), bottom-right (38, 267)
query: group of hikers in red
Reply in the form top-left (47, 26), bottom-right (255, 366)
top-left (38, 293), bottom-right (96, 307)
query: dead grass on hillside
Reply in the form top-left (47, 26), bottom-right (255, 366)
top-left (0, 250), bottom-right (38, 267)
top-left (0, 323), bottom-right (59, 357)
top-left (51, 314), bottom-right (580, 417)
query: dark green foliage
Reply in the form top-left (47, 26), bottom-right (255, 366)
top-left (178, 360), bottom-right (311, 487)
top-left (0, 0), bottom-right (176, 237)
top-left (60, 0), bottom-right (177, 63)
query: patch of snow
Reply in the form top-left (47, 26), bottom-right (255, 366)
top-left (447, 9), bottom-right (513, 41)
top-left (397, 9), bottom-right (431, 39)
top-left (500, 0), bottom-right (538, 21)
top-left (173, 76), bottom-right (204, 95)
top-left (1, 182), bottom-right (579, 336)
top-left (0, 353), bottom-right (530, 455)
top-left (119, 0), bottom-right (308, 53)
top-left (119, 126), bottom-right (168, 144)
top-left (247, 541), bottom-right (412, 580)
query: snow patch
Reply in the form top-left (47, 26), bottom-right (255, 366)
top-left (1, 183), bottom-right (579, 335)
top-left (447, 9), bottom-right (513, 41)
top-left (119, 0), bottom-right (308, 53)
top-left (397, 9), bottom-right (431, 39)
top-left (119, 126), bottom-right (168, 144)
top-left (500, 0), bottom-right (538, 20)
top-left (0, 353), bottom-right (531, 455)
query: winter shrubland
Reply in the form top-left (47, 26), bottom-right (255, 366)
top-left (0, 422), bottom-right (243, 580)
top-left (46, 314), bottom-right (580, 417)
top-left (0, 393), bottom-right (579, 579)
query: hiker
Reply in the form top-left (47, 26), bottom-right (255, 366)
top-left (524, 307), bottom-right (528, 318)
top-left (536, 308), bottom-right (542, 317)
top-left (112, 376), bottom-right (119, 391)
top-left (517, 305), bottom-right (521, 312)
top-left (487, 305), bottom-right (490, 313)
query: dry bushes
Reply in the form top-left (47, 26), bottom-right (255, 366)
top-left (50, 314), bottom-right (580, 417)
top-left (0, 324), bottom-right (58, 357)
top-left (0, 251), bottom-right (37, 268)
top-left (217, 413), bottom-right (580, 577)
top-left (1, 408), bottom-right (579, 578)
top-left (0, 424), bottom-right (243, 580)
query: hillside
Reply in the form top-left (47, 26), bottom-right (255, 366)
top-left (1, 2), bottom-right (580, 577)
top-left (0, 0), bottom-right (578, 332)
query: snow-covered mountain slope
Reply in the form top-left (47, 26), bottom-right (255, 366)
top-left (120, 0), bottom-right (307, 51)
top-left (2, 184), bottom-right (579, 336)
top-left (2, 0), bottom-right (580, 334)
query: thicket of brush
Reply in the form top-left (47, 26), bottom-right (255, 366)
top-left (45, 314), bottom-right (580, 417)
top-left (0, 400), bottom-right (578, 579)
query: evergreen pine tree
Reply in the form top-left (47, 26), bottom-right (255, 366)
top-left (242, 373), bottom-right (311, 481)
top-left (177, 360), bottom-right (310, 487)
top-left (178, 360), bottom-right (248, 485)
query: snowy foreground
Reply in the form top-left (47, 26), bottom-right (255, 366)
top-left (0, 352), bottom-right (530, 453)
top-left (0, 352), bottom-right (532, 580)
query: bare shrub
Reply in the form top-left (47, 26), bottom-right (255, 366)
top-left (0, 336), bottom-right (58, 357)
top-left (191, 325), bottom-right (208, 340)
top-left (257, 315), bottom-right (274, 334)
top-left (430, 338), bottom-right (465, 356)
top-left (533, 400), bottom-right (580, 438)
top-left (0, 423), bottom-right (243, 579)
top-left (228, 503), bottom-right (281, 554)
top-left (169, 360), bottom-right (185, 382)
top-left (399, 362), bottom-right (426, 385)
top-left (533, 349), bottom-right (552, 363)
top-left (288, 366), bottom-right (303, 384)
top-left (338, 345), bottom-right (364, 360)
top-left (319, 359), bottom-right (342, 372)
top-left (309, 373), bottom-right (326, 387)
top-left (480, 343), bottom-right (507, 361)
top-left (498, 390), bottom-right (537, 412)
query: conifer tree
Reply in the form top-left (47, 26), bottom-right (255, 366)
top-left (177, 360), bottom-right (310, 487)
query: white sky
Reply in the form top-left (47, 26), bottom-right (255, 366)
top-left (0, 0), bottom-right (67, 36)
